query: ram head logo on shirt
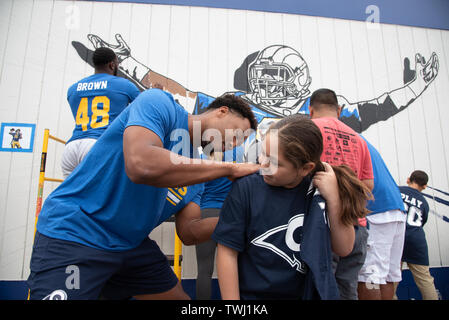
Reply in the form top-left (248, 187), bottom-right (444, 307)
top-left (251, 214), bottom-right (307, 273)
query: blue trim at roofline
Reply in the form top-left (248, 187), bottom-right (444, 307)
top-left (80, 0), bottom-right (449, 31)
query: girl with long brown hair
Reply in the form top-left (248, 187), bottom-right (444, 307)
top-left (212, 114), bottom-right (372, 300)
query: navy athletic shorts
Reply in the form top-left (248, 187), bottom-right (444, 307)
top-left (27, 232), bottom-right (179, 300)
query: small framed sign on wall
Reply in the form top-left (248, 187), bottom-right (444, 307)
top-left (0, 122), bottom-right (36, 153)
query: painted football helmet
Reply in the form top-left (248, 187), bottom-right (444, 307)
top-left (248, 45), bottom-right (311, 106)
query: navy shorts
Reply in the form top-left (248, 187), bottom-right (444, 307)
top-left (27, 232), bottom-right (179, 300)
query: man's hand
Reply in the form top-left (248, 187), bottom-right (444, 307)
top-left (406, 52), bottom-right (439, 97)
top-left (88, 33), bottom-right (131, 63)
top-left (227, 162), bottom-right (260, 181)
top-left (416, 52), bottom-right (439, 85)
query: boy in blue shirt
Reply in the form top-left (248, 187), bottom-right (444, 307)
top-left (61, 47), bottom-right (140, 178)
top-left (28, 91), bottom-right (259, 300)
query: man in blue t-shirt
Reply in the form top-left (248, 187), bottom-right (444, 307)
top-left (28, 91), bottom-right (259, 300)
top-left (398, 170), bottom-right (439, 300)
top-left (61, 47), bottom-right (140, 178)
top-left (357, 138), bottom-right (406, 300)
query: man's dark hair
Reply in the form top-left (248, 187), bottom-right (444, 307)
top-left (310, 88), bottom-right (339, 110)
top-left (409, 170), bottom-right (429, 187)
top-left (92, 47), bottom-right (117, 67)
top-left (206, 94), bottom-right (258, 130)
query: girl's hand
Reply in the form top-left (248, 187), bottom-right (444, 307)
top-left (314, 162), bottom-right (355, 257)
top-left (312, 162), bottom-right (339, 203)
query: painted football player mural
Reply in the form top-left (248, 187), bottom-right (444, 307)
top-left (72, 33), bottom-right (439, 134)
top-left (71, 33), bottom-right (449, 224)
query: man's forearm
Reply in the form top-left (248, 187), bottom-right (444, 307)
top-left (124, 126), bottom-right (260, 187)
top-left (126, 146), bottom-right (234, 187)
top-left (119, 56), bottom-right (150, 82)
top-left (152, 151), bottom-right (234, 187)
top-left (179, 217), bottom-right (218, 245)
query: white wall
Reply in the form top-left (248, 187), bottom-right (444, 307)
top-left (0, 0), bottom-right (448, 280)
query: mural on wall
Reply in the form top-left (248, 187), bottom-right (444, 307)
top-left (72, 33), bottom-right (439, 133)
top-left (3, 0), bottom-right (449, 286)
top-left (233, 48), bottom-right (439, 133)
top-left (70, 33), bottom-right (449, 227)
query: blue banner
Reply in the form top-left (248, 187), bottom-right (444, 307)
top-left (82, 0), bottom-right (449, 31)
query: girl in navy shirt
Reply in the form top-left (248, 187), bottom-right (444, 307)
top-left (212, 115), bottom-right (372, 300)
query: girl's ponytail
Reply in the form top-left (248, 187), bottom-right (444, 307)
top-left (330, 164), bottom-right (373, 226)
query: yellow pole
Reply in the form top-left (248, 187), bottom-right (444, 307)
top-left (29, 129), bottom-right (49, 300)
top-left (48, 134), bottom-right (66, 145)
top-left (34, 129), bottom-right (49, 239)
top-left (29, 129), bottom-right (66, 300)
top-left (44, 177), bottom-right (64, 183)
top-left (173, 230), bottom-right (182, 281)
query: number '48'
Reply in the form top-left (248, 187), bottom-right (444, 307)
top-left (76, 96), bottom-right (110, 131)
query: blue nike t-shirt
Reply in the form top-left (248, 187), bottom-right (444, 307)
top-left (212, 173), bottom-right (339, 300)
top-left (361, 136), bottom-right (405, 215)
top-left (399, 186), bottom-right (430, 265)
top-left (67, 73), bottom-right (140, 143)
top-left (37, 89), bottom-right (191, 251)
